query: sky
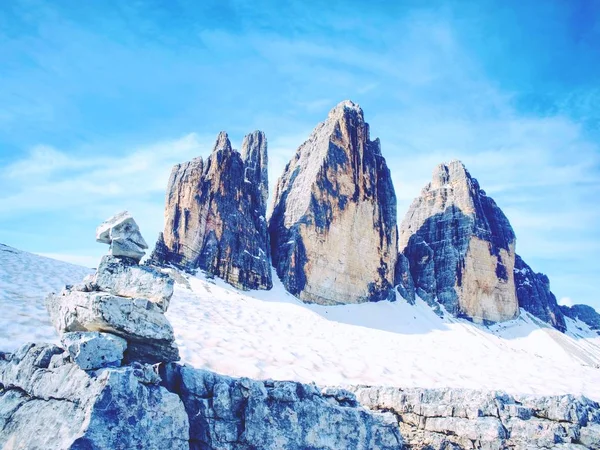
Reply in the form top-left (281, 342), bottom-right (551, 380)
top-left (0, 0), bottom-right (599, 310)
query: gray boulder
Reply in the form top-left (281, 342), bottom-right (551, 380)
top-left (94, 254), bottom-right (174, 311)
top-left (61, 331), bottom-right (127, 370)
top-left (96, 211), bottom-right (149, 262)
top-left (0, 343), bottom-right (189, 450)
top-left (46, 288), bottom-right (179, 364)
top-left (160, 363), bottom-right (403, 450)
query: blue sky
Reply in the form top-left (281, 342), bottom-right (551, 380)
top-left (1, 0), bottom-right (599, 310)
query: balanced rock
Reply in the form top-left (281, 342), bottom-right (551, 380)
top-left (561, 304), bottom-right (600, 333)
top-left (269, 100), bottom-right (398, 305)
top-left (154, 131), bottom-right (272, 290)
top-left (46, 289), bottom-right (179, 364)
top-left (400, 161), bottom-right (518, 323)
top-left (94, 255), bottom-right (174, 311)
top-left (0, 343), bottom-right (189, 449)
top-left (61, 331), bottom-right (127, 370)
top-left (514, 255), bottom-right (566, 331)
top-left (96, 211), bottom-right (148, 262)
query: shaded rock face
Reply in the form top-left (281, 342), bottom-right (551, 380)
top-left (0, 343), bottom-right (189, 449)
top-left (561, 304), bottom-right (600, 333)
top-left (350, 386), bottom-right (600, 450)
top-left (160, 363), bottom-right (403, 450)
top-left (269, 100), bottom-right (398, 305)
top-left (394, 253), bottom-right (416, 304)
top-left (155, 131), bottom-right (272, 290)
top-left (514, 255), bottom-right (567, 332)
top-left (400, 161), bottom-right (518, 323)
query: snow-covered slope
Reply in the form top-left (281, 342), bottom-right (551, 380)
top-left (1, 245), bottom-right (599, 401)
top-left (0, 243), bottom-right (93, 350)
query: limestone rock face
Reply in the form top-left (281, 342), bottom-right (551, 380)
top-left (269, 100), bottom-right (398, 305)
top-left (46, 288), bottom-right (179, 364)
top-left (514, 255), bottom-right (566, 332)
top-left (561, 304), bottom-right (600, 333)
top-left (155, 131), bottom-right (272, 290)
top-left (400, 161), bottom-right (518, 323)
top-left (160, 363), bottom-right (403, 450)
top-left (61, 331), bottom-right (127, 370)
top-left (0, 343), bottom-right (189, 449)
top-left (96, 211), bottom-right (148, 262)
top-left (350, 386), bottom-right (600, 450)
top-left (394, 253), bottom-right (416, 304)
top-left (94, 255), bottom-right (174, 311)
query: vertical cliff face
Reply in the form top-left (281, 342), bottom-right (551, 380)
top-left (514, 255), bottom-right (566, 332)
top-left (400, 161), bottom-right (518, 323)
top-left (269, 100), bottom-right (397, 305)
top-left (154, 131), bottom-right (272, 290)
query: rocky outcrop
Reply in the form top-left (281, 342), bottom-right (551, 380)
top-left (46, 212), bottom-right (180, 364)
top-left (160, 363), bottom-right (403, 449)
top-left (269, 100), bottom-right (397, 305)
top-left (154, 131), bottom-right (272, 290)
top-left (514, 255), bottom-right (567, 332)
top-left (0, 343), bottom-right (189, 449)
top-left (350, 386), bottom-right (600, 449)
top-left (400, 161), bottom-right (518, 323)
top-left (561, 304), bottom-right (600, 333)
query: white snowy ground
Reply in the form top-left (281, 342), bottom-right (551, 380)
top-left (1, 244), bottom-right (600, 401)
top-left (0, 244), bottom-right (93, 350)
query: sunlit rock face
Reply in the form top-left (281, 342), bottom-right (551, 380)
top-left (269, 100), bottom-right (398, 305)
top-left (399, 161), bottom-right (518, 323)
top-left (514, 255), bottom-right (566, 332)
top-left (154, 131), bottom-right (272, 290)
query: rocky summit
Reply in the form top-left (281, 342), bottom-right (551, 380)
top-left (152, 131), bottom-right (272, 290)
top-left (561, 304), bottom-right (600, 334)
top-left (269, 100), bottom-right (398, 305)
top-left (514, 254), bottom-right (566, 332)
top-left (399, 161), bottom-right (518, 323)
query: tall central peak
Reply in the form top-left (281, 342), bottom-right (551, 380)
top-left (268, 100), bottom-right (398, 305)
top-left (213, 131), bottom-right (233, 153)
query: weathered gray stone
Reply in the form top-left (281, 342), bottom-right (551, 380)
top-left (61, 331), bottom-right (127, 370)
top-left (46, 289), bottom-right (179, 364)
top-left (160, 363), bottom-right (403, 450)
top-left (400, 161), bottom-right (518, 323)
top-left (152, 131), bottom-right (272, 290)
top-left (94, 254), bottom-right (174, 311)
top-left (269, 100), bottom-right (398, 305)
top-left (349, 386), bottom-right (600, 450)
top-left (96, 211), bottom-right (148, 262)
top-left (0, 343), bottom-right (188, 449)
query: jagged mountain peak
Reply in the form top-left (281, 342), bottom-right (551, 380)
top-left (212, 131), bottom-right (233, 153)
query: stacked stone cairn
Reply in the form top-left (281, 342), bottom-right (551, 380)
top-left (46, 211), bottom-right (179, 367)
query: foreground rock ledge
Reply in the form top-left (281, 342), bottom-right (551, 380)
top-left (3, 343), bottom-right (600, 449)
